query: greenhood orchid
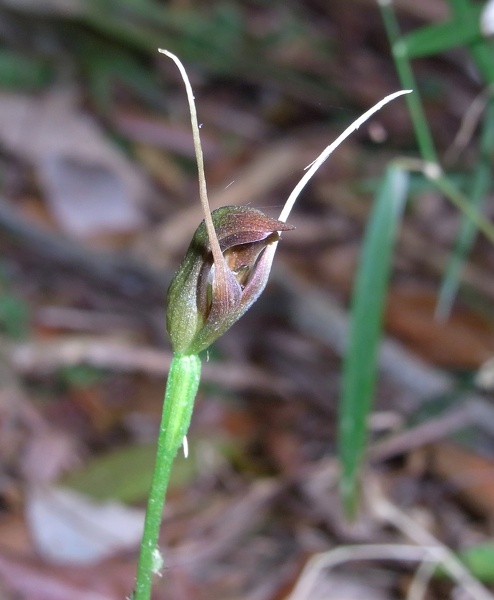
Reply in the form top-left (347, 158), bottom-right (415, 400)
top-left (166, 205), bottom-right (294, 355)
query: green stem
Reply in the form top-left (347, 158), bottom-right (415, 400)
top-left (133, 352), bottom-right (201, 600)
top-left (379, 1), bottom-right (438, 163)
top-left (436, 97), bottom-right (494, 318)
top-left (432, 174), bottom-right (494, 246)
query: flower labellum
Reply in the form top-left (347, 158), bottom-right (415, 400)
top-left (166, 205), bottom-right (294, 355)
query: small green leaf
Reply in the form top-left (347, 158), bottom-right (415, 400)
top-left (436, 542), bottom-right (494, 583)
top-left (64, 443), bottom-right (157, 503)
top-left (64, 442), bottom-right (198, 503)
top-left (59, 365), bottom-right (104, 389)
top-left (400, 6), bottom-right (482, 59)
top-left (0, 294), bottom-right (29, 340)
top-left (0, 50), bottom-right (52, 90)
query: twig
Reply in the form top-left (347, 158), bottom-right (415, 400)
top-left (407, 559), bottom-right (437, 600)
top-left (369, 481), bottom-right (494, 600)
top-left (0, 197), bottom-right (166, 305)
top-left (288, 543), bottom-right (447, 600)
top-left (369, 399), bottom-right (494, 461)
top-left (10, 337), bottom-right (293, 394)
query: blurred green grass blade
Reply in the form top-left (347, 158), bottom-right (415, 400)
top-left (0, 49), bottom-right (52, 89)
top-left (449, 0), bottom-right (471, 17)
top-left (76, 34), bottom-right (164, 113)
top-left (0, 265), bottom-right (30, 339)
top-left (469, 42), bottom-right (494, 84)
top-left (436, 97), bottom-right (494, 319)
top-left (401, 5), bottom-right (482, 58)
top-left (339, 165), bottom-right (409, 517)
top-left (455, 543), bottom-right (494, 583)
top-left (82, 0), bottom-right (337, 106)
top-left (379, 2), bottom-right (438, 163)
top-left (435, 542), bottom-right (494, 583)
top-left (0, 294), bottom-right (29, 339)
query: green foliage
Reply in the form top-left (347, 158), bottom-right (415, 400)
top-left (75, 34), bottom-right (164, 114)
top-left (65, 442), bottom-right (157, 503)
top-left (0, 49), bottom-right (52, 90)
top-left (435, 542), bottom-right (494, 583)
top-left (58, 364), bottom-right (104, 389)
top-left (398, 0), bottom-right (494, 84)
top-left (64, 441), bottom-right (198, 503)
top-left (0, 265), bottom-right (29, 340)
top-left (340, 0), bottom-right (494, 515)
top-left (456, 543), bottom-right (494, 583)
top-left (3, 0), bottom-right (335, 113)
top-left (400, 5), bottom-right (483, 59)
top-left (0, 294), bottom-right (29, 339)
top-left (380, 0), bottom-right (494, 313)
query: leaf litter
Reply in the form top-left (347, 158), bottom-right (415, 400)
top-left (0, 90), bottom-right (147, 238)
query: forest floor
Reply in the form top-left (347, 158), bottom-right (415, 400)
top-left (0, 1), bottom-right (494, 599)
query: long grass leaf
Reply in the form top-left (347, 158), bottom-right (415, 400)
top-left (339, 165), bottom-right (409, 517)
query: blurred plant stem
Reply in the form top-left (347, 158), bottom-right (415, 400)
top-left (379, 0), bottom-right (437, 163)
